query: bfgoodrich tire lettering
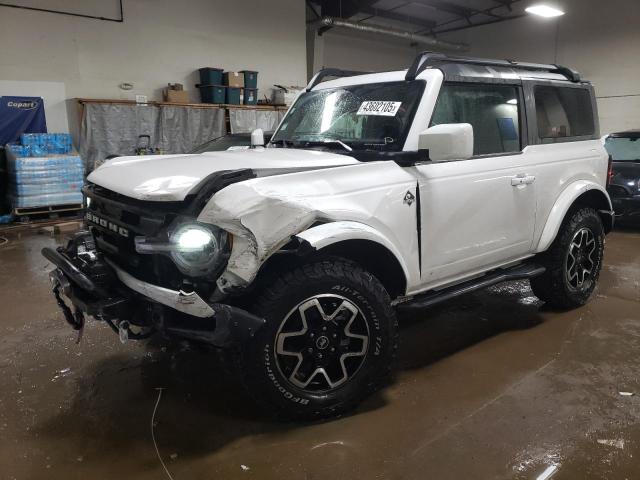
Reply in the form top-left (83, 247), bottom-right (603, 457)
top-left (236, 259), bottom-right (398, 420)
top-left (531, 207), bottom-right (605, 309)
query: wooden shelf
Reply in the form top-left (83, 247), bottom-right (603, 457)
top-left (76, 98), bottom-right (287, 110)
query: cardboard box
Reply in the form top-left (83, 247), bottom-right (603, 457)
top-left (164, 89), bottom-right (190, 103)
top-left (224, 72), bottom-right (244, 88)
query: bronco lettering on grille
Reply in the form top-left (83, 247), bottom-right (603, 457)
top-left (86, 212), bottom-right (130, 238)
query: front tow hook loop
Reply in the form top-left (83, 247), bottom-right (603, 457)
top-left (51, 277), bottom-right (85, 344)
top-left (118, 321), bottom-right (130, 344)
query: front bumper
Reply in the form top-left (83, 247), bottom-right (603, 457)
top-left (42, 233), bottom-right (265, 347)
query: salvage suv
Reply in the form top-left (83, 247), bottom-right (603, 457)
top-left (44, 53), bottom-right (614, 420)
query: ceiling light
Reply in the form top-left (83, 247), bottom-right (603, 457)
top-left (507, 99), bottom-right (518, 105)
top-left (525, 4), bottom-right (565, 17)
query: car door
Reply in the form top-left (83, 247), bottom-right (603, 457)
top-left (414, 82), bottom-right (537, 287)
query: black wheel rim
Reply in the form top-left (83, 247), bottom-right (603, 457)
top-left (274, 294), bottom-right (370, 393)
top-left (565, 227), bottom-right (597, 291)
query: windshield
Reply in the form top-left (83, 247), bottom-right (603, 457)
top-left (271, 81), bottom-right (424, 152)
top-left (190, 135), bottom-right (251, 154)
top-left (605, 136), bottom-right (640, 161)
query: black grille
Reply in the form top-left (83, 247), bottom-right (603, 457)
top-left (84, 184), bottom-right (183, 289)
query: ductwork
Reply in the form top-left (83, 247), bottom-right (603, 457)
top-left (309, 16), bottom-right (468, 52)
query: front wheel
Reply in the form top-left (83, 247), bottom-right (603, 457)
top-left (235, 259), bottom-right (398, 420)
top-left (530, 207), bottom-right (605, 309)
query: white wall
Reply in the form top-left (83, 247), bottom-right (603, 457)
top-left (312, 30), bottom-right (419, 74)
top-left (441, 0), bottom-right (640, 134)
top-left (0, 0), bottom-right (307, 130)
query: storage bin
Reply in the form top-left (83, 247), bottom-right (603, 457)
top-left (198, 67), bottom-right (223, 86)
top-left (226, 87), bottom-right (241, 105)
top-left (240, 70), bottom-right (258, 89)
top-left (198, 85), bottom-right (226, 104)
top-left (243, 88), bottom-right (258, 105)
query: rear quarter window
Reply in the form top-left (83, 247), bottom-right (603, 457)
top-left (534, 86), bottom-right (595, 142)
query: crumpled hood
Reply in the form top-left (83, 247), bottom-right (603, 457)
top-left (87, 148), bottom-right (359, 201)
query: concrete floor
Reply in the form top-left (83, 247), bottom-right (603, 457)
top-left (0, 229), bottom-right (638, 480)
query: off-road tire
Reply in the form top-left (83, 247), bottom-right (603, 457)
top-left (530, 207), bottom-right (605, 309)
top-left (234, 258), bottom-right (398, 421)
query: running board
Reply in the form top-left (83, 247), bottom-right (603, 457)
top-left (397, 264), bottom-right (546, 311)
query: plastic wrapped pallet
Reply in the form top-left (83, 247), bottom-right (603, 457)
top-left (6, 147), bottom-right (84, 210)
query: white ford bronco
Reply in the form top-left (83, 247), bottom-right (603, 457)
top-left (44, 53), bottom-right (614, 420)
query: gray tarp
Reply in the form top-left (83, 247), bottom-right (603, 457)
top-left (229, 109), bottom-right (286, 134)
top-left (80, 103), bottom-right (225, 171)
top-left (159, 106), bottom-right (226, 154)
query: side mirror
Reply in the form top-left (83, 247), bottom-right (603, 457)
top-left (251, 128), bottom-right (265, 148)
top-left (418, 123), bottom-right (473, 161)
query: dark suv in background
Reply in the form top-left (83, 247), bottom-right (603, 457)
top-left (605, 131), bottom-right (640, 226)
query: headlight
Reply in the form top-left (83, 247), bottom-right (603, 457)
top-left (170, 224), bottom-right (222, 272)
top-left (173, 225), bottom-right (216, 251)
top-left (134, 222), bottom-right (229, 277)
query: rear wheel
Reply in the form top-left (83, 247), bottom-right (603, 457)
top-left (530, 207), bottom-right (605, 309)
top-left (235, 259), bottom-right (398, 420)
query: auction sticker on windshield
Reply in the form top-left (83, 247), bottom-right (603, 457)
top-left (357, 101), bottom-right (402, 116)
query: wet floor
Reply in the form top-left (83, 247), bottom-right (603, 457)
top-left (0, 228), bottom-right (639, 480)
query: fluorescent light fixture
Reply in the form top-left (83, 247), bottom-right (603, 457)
top-left (526, 4), bottom-right (565, 17)
top-left (507, 99), bottom-right (518, 105)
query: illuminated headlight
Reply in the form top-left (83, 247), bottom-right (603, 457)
top-left (173, 225), bottom-right (216, 251)
top-left (170, 225), bottom-right (221, 272)
top-left (134, 223), bottom-right (229, 276)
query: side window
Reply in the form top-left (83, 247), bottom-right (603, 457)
top-left (534, 86), bottom-right (595, 141)
top-left (431, 83), bottom-right (521, 156)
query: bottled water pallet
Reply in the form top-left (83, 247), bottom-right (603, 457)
top-left (13, 203), bottom-right (83, 219)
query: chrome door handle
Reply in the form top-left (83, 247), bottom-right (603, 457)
top-left (511, 174), bottom-right (536, 186)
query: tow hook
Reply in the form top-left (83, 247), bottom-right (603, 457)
top-left (50, 269), bottom-right (85, 344)
top-left (118, 320), bottom-right (130, 344)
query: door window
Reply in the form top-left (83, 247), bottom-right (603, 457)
top-left (431, 84), bottom-right (521, 156)
top-left (534, 86), bottom-right (595, 141)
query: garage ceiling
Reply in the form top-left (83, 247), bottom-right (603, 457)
top-left (309, 0), bottom-right (526, 36)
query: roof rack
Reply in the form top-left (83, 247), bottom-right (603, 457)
top-left (405, 51), bottom-right (581, 83)
top-left (306, 68), bottom-right (370, 91)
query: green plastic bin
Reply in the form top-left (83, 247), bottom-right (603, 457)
top-left (243, 88), bottom-right (258, 105)
top-left (198, 85), bottom-right (226, 104)
top-left (226, 87), bottom-right (241, 105)
top-left (240, 70), bottom-right (258, 89)
top-left (198, 68), bottom-right (223, 85)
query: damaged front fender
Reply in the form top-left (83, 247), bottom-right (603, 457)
top-left (195, 162), bottom-right (420, 294)
top-left (197, 181), bottom-right (320, 292)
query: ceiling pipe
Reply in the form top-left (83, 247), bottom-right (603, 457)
top-left (309, 16), bottom-right (469, 52)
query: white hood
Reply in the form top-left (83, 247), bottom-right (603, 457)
top-left (87, 148), bottom-right (359, 201)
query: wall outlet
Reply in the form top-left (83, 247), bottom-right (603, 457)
top-left (135, 95), bottom-right (148, 104)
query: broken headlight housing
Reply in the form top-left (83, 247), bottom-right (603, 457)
top-left (134, 222), bottom-right (229, 277)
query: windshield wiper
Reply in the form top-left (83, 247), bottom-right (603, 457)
top-left (301, 139), bottom-right (353, 152)
top-left (323, 139), bottom-right (352, 152)
top-left (270, 139), bottom-right (294, 148)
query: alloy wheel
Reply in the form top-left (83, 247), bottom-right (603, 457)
top-left (274, 294), bottom-right (370, 393)
top-left (565, 227), bottom-right (597, 290)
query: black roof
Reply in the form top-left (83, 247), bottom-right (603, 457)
top-left (309, 52), bottom-right (585, 91)
top-left (405, 52), bottom-right (583, 83)
top-left (608, 130), bottom-right (640, 139)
